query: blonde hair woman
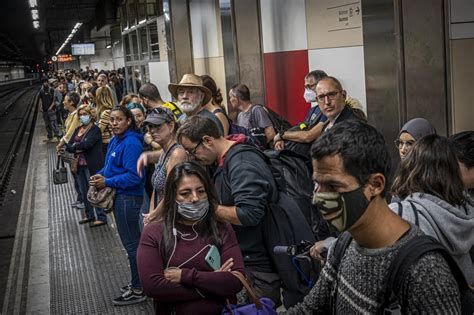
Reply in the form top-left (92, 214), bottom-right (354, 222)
top-left (95, 86), bottom-right (114, 155)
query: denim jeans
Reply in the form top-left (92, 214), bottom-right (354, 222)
top-left (113, 194), bottom-right (143, 289)
top-left (139, 191), bottom-right (150, 232)
top-left (76, 166), bottom-right (107, 222)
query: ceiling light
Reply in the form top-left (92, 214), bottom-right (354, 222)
top-left (56, 22), bottom-right (83, 55)
top-left (139, 19), bottom-right (146, 24)
top-left (106, 44), bottom-right (112, 49)
top-left (29, 0), bottom-right (37, 8)
top-left (31, 9), bottom-right (39, 20)
top-left (33, 21), bottom-right (40, 29)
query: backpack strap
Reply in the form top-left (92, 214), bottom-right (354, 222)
top-left (213, 108), bottom-right (225, 115)
top-left (248, 104), bottom-right (261, 130)
top-left (397, 202), bottom-right (403, 217)
top-left (329, 232), bottom-right (353, 314)
top-left (382, 234), bottom-right (470, 314)
top-left (407, 201), bottom-right (419, 226)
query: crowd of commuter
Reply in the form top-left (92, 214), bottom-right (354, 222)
top-left (40, 67), bottom-right (473, 313)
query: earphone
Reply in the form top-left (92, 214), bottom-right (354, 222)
top-left (165, 205), bottom-right (209, 269)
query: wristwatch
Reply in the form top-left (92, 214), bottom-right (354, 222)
top-left (278, 130), bottom-right (285, 140)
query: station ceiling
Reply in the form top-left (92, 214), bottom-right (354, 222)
top-left (0, 0), bottom-right (119, 64)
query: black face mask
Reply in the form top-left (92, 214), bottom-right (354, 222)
top-left (312, 186), bottom-right (372, 232)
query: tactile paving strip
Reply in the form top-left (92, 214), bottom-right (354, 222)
top-left (47, 144), bottom-right (153, 314)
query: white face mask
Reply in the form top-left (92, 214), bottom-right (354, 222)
top-left (304, 88), bottom-right (317, 103)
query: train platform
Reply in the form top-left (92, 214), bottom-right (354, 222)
top-left (1, 114), bottom-right (153, 314)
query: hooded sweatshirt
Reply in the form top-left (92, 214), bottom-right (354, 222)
top-left (98, 129), bottom-right (145, 196)
top-left (213, 134), bottom-right (279, 271)
top-left (389, 192), bottom-right (474, 285)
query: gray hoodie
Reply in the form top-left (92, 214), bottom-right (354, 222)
top-left (389, 192), bottom-right (474, 285)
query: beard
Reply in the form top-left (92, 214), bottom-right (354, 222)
top-left (178, 100), bottom-right (200, 113)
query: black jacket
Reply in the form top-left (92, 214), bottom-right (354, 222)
top-left (66, 124), bottom-right (104, 175)
top-left (213, 143), bottom-right (278, 272)
top-left (322, 105), bottom-right (358, 133)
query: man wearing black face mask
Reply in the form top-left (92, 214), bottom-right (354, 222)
top-left (283, 120), bottom-right (461, 314)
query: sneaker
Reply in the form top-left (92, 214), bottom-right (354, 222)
top-left (78, 218), bottom-right (93, 224)
top-left (71, 201), bottom-right (82, 207)
top-left (89, 220), bottom-right (107, 228)
top-left (49, 137), bottom-right (59, 143)
top-left (113, 288), bottom-right (147, 306)
top-left (120, 284), bottom-right (131, 293)
top-left (75, 203), bottom-right (85, 209)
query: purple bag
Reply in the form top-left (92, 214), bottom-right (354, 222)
top-left (222, 272), bottom-right (277, 315)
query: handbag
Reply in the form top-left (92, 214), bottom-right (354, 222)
top-left (87, 185), bottom-right (115, 212)
top-left (70, 154), bottom-right (79, 174)
top-left (53, 155), bottom-right (68, 185)
top-left (60, 149), bottom-right (75, 163)
top-left (222, 271), bottom-right (277, 315)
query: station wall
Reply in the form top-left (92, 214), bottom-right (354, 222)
top-left (450, 0), bottom-right (474, 133)
top-left (182, 0), bottom-right (366, 124)
top-left (260, 0), bottom-right (366, 124)
top-left (189, 0), bottom-right (227, 108)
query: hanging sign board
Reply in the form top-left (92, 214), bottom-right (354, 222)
top-left (57, 54), bottom-right (75, 62)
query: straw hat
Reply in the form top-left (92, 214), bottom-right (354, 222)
top-left (168, 74), bottom-right (212, 105)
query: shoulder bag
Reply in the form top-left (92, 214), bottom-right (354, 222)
top-left (222, 271), bottom-right (277, 315)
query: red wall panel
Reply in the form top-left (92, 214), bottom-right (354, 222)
top-left (263, 50), bottom-right (309, 125)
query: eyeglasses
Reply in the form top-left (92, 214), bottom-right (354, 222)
top-left (304, 83), bottom-right (317, 90)
top-left (316, 91), bottom-right (341, 102)
top-left (186, 139), bottom-right (203, 157)
top-left (394, 139), bottom-right (415, 149)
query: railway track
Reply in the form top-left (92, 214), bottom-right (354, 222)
top-left (0, 85), bottom-right (39, 206)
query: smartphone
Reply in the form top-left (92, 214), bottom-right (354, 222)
top-left (204, 245), bottom-right (221, 270)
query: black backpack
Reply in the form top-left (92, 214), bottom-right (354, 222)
top-left (249, 104), bottom-right (292, 148)
top-left (330, 232), bottom-right (473, 315)
top-left (283, 110), bottom-right (325, 162)
top-left (263, 149), bottom-right (313, 225)
top-left (213, 108), bottom-right (263, 148)
top-left (222, 144), bottom-right (319, 308)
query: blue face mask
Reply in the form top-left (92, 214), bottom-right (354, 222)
top-left (80, 115), bottom-right (91, 125)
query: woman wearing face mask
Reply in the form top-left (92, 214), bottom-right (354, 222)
top-left (141, 107), bottom-right (187, 228)
top-left (137, 161), bottom-right (245, 315)
top-left (56, 91), bottom-right (84, 209)
top-left (65, 104), bottom-right (106, 226)
top-left (390, 134), bottom-right (474, 286)
top-left (89, 106), bottom-right (146, 306)
top-left (395, 118), bottom-right (436, 159)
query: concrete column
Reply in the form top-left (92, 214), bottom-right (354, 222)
top-left (164, 0), bottom-right (194, 84)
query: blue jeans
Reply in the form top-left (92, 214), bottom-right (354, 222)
top-left (113, 194), bottom-right (143, 289)
top-left (139, 191), bottom-right (150, 232)
top-left (76, 166), bottom-right (107, 222)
